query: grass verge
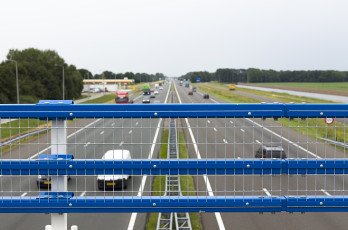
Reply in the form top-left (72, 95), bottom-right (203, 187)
top-left (195, 82), bottom-right (348, 145)
top-left (81, 93), bottom-right (115, 104)
top-left (146, 129), bottom-right (168, 230)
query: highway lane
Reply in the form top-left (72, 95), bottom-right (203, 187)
top-left (0, 83), bottom-right (171, 230)
top-left (174, 81), bottom-right (348, 230)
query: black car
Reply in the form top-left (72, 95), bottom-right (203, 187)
top-left (150, 94), bottom-right (156, 98)
top-left (255, 146), bottom-right (287, 159)
top-left (203, 94), bottom-right (209, 99)
top-left (37, 175), bottom-right (71, 189)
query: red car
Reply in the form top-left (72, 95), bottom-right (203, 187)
top-left (188, 90), bottom-right (193, 95)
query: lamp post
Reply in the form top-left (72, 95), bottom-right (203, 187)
top-left (8, 60), bottom-right (19, 104)
top-left (55, 64), bottom-right (65, 100)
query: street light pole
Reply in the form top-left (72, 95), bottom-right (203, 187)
top-left (8, 60), bottom-right (19, 104)
top-left (55, 64), bottom-right (65, 100)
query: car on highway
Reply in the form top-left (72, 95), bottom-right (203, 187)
top-left (159, 86), bottom-right (163, 90)
top-left (192, 87), bottom-right (197, 92)
top-left (255, 146), bottom-right (287, 159)
top-left (154, 90), bottom-right (159, 95)
top-left (150, 94), bottom-right (156, 98)
top-left (203, 94), bottom-right (209, 99)
top-left (37, 175), bottom-right (72, 189)
top-left (142, 96), bottom-right (151, 103)
top-left (188, 90), bottom-right (193, 95)
top-left (97, 149), bottom-right (132, 190)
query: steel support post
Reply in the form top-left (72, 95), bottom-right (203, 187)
top-left (51, 119), bottom-right (68, 230)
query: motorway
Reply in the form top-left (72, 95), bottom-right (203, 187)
top-left (174, 81), bottom-right (348, 230)
top-left (1, 80), bottom-right (348, 230)
top-left (0, 83), bottom-right (171, 230)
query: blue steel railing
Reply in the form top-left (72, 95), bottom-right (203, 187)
top-left (0, 102), bottom-right (348, 213)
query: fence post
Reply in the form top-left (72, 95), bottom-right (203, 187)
top-left (51, 119), bottom-right (68, 230)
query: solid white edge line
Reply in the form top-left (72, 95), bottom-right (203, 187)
top-left (208, 94), bottom-right (322, 159)
top-left (262, 188), bottom-right (272, 197)
top-left (29, 118), bottom-right (102, 159)
top-left (240, 129), bottom-right (245, 132)
top-left (321, 189), bottom-right (332, 196)
top-left (127, 83), bottom-right (171, 230)
top-left (21, 192), bottom-right (28, 197)
top-left (255, 140), bottom-right (261, 144)
top-left (173, 82), bottom-right (226, 230)
top-left (100, 131), bottom-right (104, 135)
top-left (79, 191), bottom-right (86, 197)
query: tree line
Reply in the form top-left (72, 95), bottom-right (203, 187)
top-left (0, 48), bottom-right (83, 104)
top-left (0, 48), bottom-right (166, 104)
top-left (180, 68), bottom-right (348, 83)
top-left (79, 69), bottom-right (165, 84)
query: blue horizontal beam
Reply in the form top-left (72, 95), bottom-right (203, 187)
top-left (0, 195), bottom-right (348, 213)
top-left (0, 103), bottom-right (347, 119)
top-left (2, 158), bottom-right (348, 175)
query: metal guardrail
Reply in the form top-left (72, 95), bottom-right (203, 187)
top-left (157, 119), bottom-right (192, 230)
top-left (1, 100), bottom-right (348, 230)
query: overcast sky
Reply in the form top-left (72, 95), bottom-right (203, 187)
top-left (0, 0), bottom-right (347, 76)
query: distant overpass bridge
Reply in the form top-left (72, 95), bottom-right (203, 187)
top-left (83, 79), bottom-right (135, 92)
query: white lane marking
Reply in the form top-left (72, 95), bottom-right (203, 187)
top-left (21, 192), bottom-right (27, 197)
top-left (111, 122), bottom-right (115, 126)
top-left (263, 188), bottom-right (272, 197)
top-left (29, 118), bottom-right (102, 159)
top-left (246, 118), bottom-right (322, 159)
top-left (223, 139), bottom-right (228, 144)
top-left (79, 191), bottom-right (86, 197)
top-left (135, 122), bottom-right (139, 126)
top-left (207, 95), bottom-right (322, 159)
top-left (100, 131), bottom-right (104, 135)
top-left (173, 82), bottom-right (226, 230)
top-left (214, 128), bottom-right (217, 132)
top-left (207, 120), bottom-right (211, 124)
top-left (230, 121), bottom-right (233, 124)
top-left (119, 141), bottom-right (124, 147)
top-left (240, 129), bottom-right (245, 132)
top-left (127, 81), bottom-right (172, 230)
top-left (321, 189), bottom-right (332, 196)
top-left (256, 140), bottom-right (261, 144)
top-left (84, 142), bottom-right (90, 148)
top-left (129, 130), bottom-right (133, 134)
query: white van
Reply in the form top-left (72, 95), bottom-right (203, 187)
top-left (97, 149), bottom-right (131, 190)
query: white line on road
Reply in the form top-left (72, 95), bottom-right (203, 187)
top-left (214, 128), bottom-right (217, 132)
top-left (223, 139), bottom-right (228, 144)
top-left (29, 118), bottom-right (102, 159)
top-left (321, 189), bottom-right (332, 196)
top-left (207, 120), bottom-right (211, 124)
top-left (79, 191), bottom-right (86, 197)
top-left (129, 130), bottom-right (133, 134)
top-left (173, 82), bottom-right (226, 230)
top-left (256, 140), bottom-right (261, 144)
top-left (207, 95), bottom-right (322, 159)
top-left (240, 128), bottom-right (245, 132)
top-left (21, 192), bottom-right (27, 197)
top-left (111, 122), bottom-right (115, 126)
top-left (135, 122), bottom-right (139, 126)
top-left (263, 188), bottom-right (272, 197)
top-left (127, 81), bottom-right (172, 230)
top-left (84, 142), bottom-right (90, 148)
top-left (100, 131), bottom-right (104, 135)
top-left (229, 121), bottom-right (233, 124)
top-left (119, 141), bottom-right (124, 147)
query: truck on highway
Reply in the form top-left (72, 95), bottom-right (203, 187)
top-left (179, 80), bottom-right (183, 86)
top-left (228, 84), bottom-right (236, 90)
top-left (115, 91), bottom-right (133, 104)
top-left (155, 83), bottom-right (159, 89)
top-left (142, 84), bottom-right (151, 95)
top-left (184, 81), bottom-right (189, 88)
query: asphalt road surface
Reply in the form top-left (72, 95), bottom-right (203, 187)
top-left (174, 81), bottom-right (348, 230)
top-left (0, 83), bottom-right (171, 230)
